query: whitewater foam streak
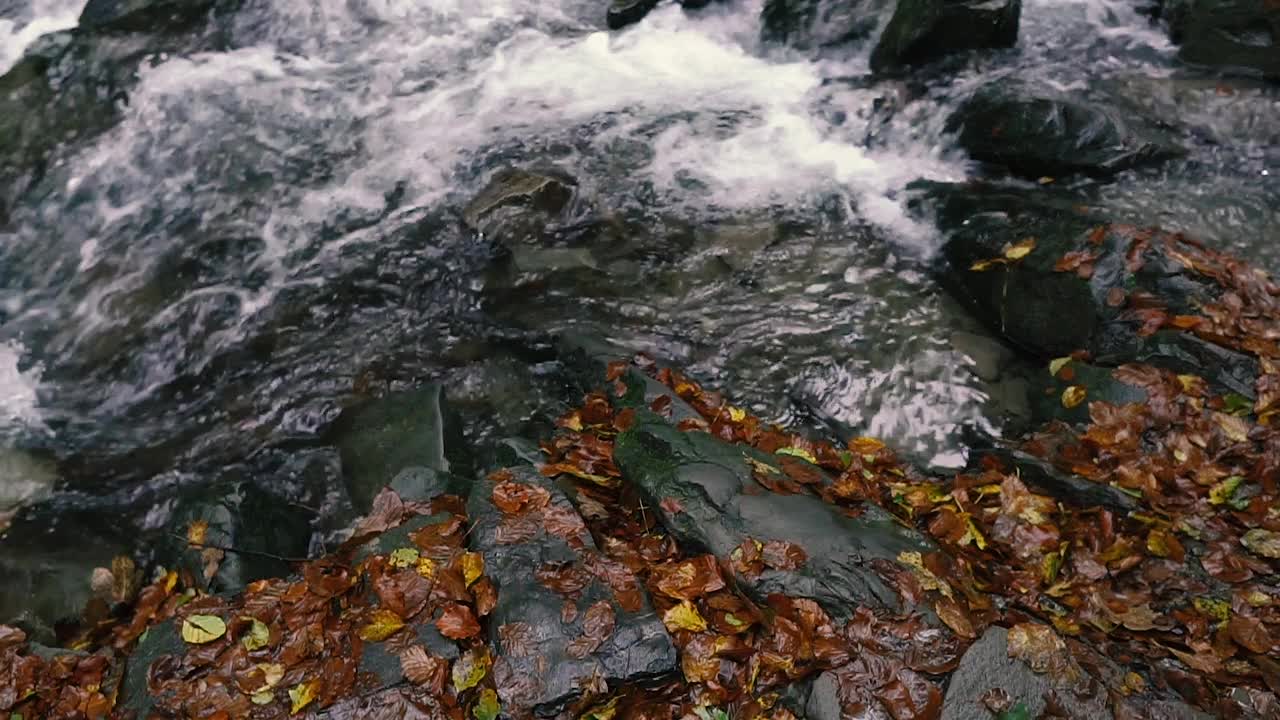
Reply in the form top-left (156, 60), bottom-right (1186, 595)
top-left (0, 0), bottom-right (87, 74)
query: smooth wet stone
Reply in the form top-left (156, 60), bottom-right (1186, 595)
top-left (325, 384), bottom-right (470, 513)
top-left (613, 410), bottom-right (938, 620)
top-left (159, 481), bottom-right (314, 594)
top-left (870, 0), bottom-right (1021, 73)
top-left (924, 183), bottom-right (1260, 397)
top-left (1167, 0), bottom-right (1280, 80)
top-left (462, 166), bottom-right (577, 234)
top-left (607, 0), bottom-right (661, 30)
top-left (761, 0), bottom-right (893, 50)
top-left (0, 447), bottom-right (57, 520)
top-left (79, 0), bottom-right (226, 33)
top-left (1026, 359), bottom-right (1149, 428)
top-left (467, 465), bottom-right (677, 716)
top-left (964, 440), bottom-right (1140, 514)
top-left (946, 82), bottom-right (1186, 179)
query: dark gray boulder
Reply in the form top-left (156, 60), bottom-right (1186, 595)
top-left (466, 465), bottom-right (677, 716)
top-left (1166, 0), bottom-right (1280, 79)
top-left (761, 0), bottom-right (894, 51)
top-left (607, 0), bottom-right (661, 30)
top-left (324, 384), bottom-right (470, 514)
top-left (870, 0), bottom-right (1021, 73)
top-left (925, 183), bottom-right (1260, 398)
top-left (158, 481), bottom-right (314, 594)
top-left (612, 409), bottom-right (938, 620)
top-left (946, 82), bottom-right (1185, 179)
top-left (79, 0), bottom-right (229, 33)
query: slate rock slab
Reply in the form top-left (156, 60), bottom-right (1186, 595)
top-left (467, 465), bottom-right (677, 717)
top-left (613, 411), bottom-right (937, 620)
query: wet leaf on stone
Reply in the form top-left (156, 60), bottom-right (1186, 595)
top-left (1061, 385), bottom-right (1088, 409)
top-left (662, 601), bottom-right (708, 633)
top-left (1242, 529), bottom-right (1280, 559)
top-left (436, 603), bottom-right (482, 639)
top-left (181, 614), bottom-right (227, 644)
top-left (650, 556), bottom-right (726, 601)
top-left (389, 547), bottom-right (420, 569)
top-left (359, 609), bottom-right (406, 642)
top-left (492, 481), bottom-right (552, 515)
top-left (289, 679), bottom-right (319, 715)
top-left (582, 600), bottom-right (616, 641)
top-left (776, 446), bottom-right (818, 464)
top-left (1048, 357), bottom-right (1072, 377)
top-left (462, 551), bottom-right (485, 587)
top-left (1004, 237), bottom-right (1036, 260)
top-left (473, 688), bottom-right (500, 720)
top-left (401, 646), bottom-right (448, 692)
top-left (761, 540), bottom-right (807, 571)
top-left (241, 617), bottom-right (271, 651)
top-left (452, 647), bottom-right (491, 692)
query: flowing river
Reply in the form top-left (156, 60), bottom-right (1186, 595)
top-left (0, 0), bottom-right (1276, 586)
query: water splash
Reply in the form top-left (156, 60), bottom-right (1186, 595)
top-left (0, 0), bottom-right (87, 74)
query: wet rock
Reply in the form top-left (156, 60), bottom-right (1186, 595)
top-left (325, 385), bottom-right (471, 514)
top-left (946, 82), bottom-right (1185, 180)
top-left (870, 0), bottom-right (1021, 73)
top-left (467, 465), bottom-right (677, 716)
top-left (1166, 0), bottom-right (1280, 79)
top-left (79, 0), bottom-right (228, 33)
top-left (606, 0), bottom-right (661, 30)
top-left (613, 409), bottom-right (938, 619)
top-left (926, 183), bottom-right (1260, 397)
top-left (1025, 359), bottom-right (1149, 427)
top-left (940, 625), bottom-right (1100, 719)
top-left (761, 0), bottom-right (894, 51)
top-left (963, 439), bottom-right (1140, 514)
top-left (159, 481), bottom-right (314, 594)
top-left (0, 447), bottom-right (57, 522)
top-left (463, 166), bottom-right (578, 235)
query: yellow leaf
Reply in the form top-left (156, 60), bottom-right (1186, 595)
top-left (562, 412), bottom-right (584, 432)
top-left (1208, 476), bottom-right (1244, 507)
top-left (896, 551), bottom-right (952, 598)
top-left (473, 688), bottom-right (501, 720)
top-left (251, 690), bottom-right (274, 705)
top-left (1146, 529), bottom-right (1171, 558)
top-left (289, 679), bottom-right (319, 715)
top-left (849, 436), bottom-right (885, 455)
top-left (162, 570), bottom-right (179, 594)
top-left (258, 662), bottom-right (285, 690)
top-left (745, 457), bottom-right (780, 475)
top-left (662, 601), bottom-right (708, 633)
top-left (1061, 385), bottom-right (1087, 409)
top-left (555, 465), bottom-right (616, 487)
top-left (1192, 597), bottom-right (1229, 623)
top-left (1242, 529), bottom-right (1280, 559)
top-left (181, 614), bottom-right (227, 644)
top-left (961, 514), bottom-right (988, 550)
top-left (1037, 176), bottom-right (1055, 185)
top-left (1040, 550), bottom-right (1062, 585)
top-left (1004, 237), bottom-right (1037, 260)
top-left (1176, 374), bottom-right (1203, 394)
top-left (186, 519), bottom-right (209, 546)
top-left (580, 697), bottom-right (620, 720)
top-left (416, 557), bottom-right (437, 579)
top-left (776, 446), bottom-right (817, 464)
top-left (452, 647), bottom-right (491, 692)
top-left (1048, 357), bottom-right (1072, 377)
top-left (462, 552), bottom-right (485, 587)
top-left (727, 406), bottom-right (746, 423)
top-left (1213, 412), bottom-right (1250, 443)
top-left (389, 547), bottom-right (420, 569)
top-left (969, 258), bottom-right (1007, 272)
top-left (241, 618), bottom-right (270, 651)
top-left (359, 609), bottom-right (406, 642)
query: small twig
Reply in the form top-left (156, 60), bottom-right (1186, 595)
top-left (168, 533), bottom-right (312, 565)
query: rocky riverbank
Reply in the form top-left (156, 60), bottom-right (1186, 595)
top-left (1, 0), bottom-right (1278, 718)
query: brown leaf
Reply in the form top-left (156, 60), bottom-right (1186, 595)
top-left (650, 556), bottom-right (726, 601)
top-left (492, 481), bottom-right (552, 515)
top-left (935, 597), bottom-right (976, 639)
top-left (436, 603), bottom-right (481, 640)
top-left (352, 488), bottom-right (406, 537)
top-left (400, 646), bottom-right (448, 693)
top-left (499, 622), bottom-right (536, 658)
top-left (1228, 616), bottom-right (1273, 654)
top-left (582, 600), bottom-right (616, 641)
top-left (473, 577), bottom-right (498, 617)
top-left (761, 540), bottom-right (808, 571)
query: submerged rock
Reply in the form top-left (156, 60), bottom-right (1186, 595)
top-left (612, 410), bottom-right (938, 619)
top-left (1167, 0), bottom-right (1280, 79)
top-left (325, 384), bottom-right (470, 514)
top-left (467, 465), bottom-right (677, 716)
top-left (606, 0), bottom-right (661, 30)
top-left (761, 0), bottom-right (894, 51)
top-left (462, 166), bottom-right (578, 236)
top-left (946, 82), bottom-right (1185, 179)
top-left (870, 0), bottom-right (1021, 73)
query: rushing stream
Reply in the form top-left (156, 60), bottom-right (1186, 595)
top-left (0, 0), bottom-right (1277, 603)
